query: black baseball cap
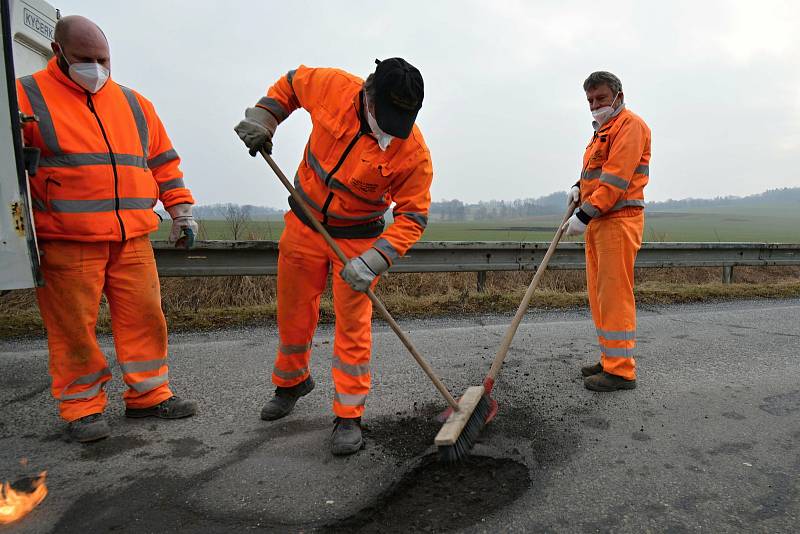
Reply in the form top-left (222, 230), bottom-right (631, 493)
top-left (372, 58), bottom-right (424, 139)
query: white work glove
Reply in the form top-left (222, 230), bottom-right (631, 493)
top-left (568, 184), bottom-right (580, 206)
top-left (562, 209), bottom-right (588, 237)
top-left (234, 106), bottom-right (278, 156)
top-left (166, 203), bottom-right (198, 248)
top-left (340, 248), bottom-right (390, 292)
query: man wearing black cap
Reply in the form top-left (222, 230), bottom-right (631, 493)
top-left (234, 58), bottom-right (433, 455)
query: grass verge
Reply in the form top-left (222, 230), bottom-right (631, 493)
top-left (2, 271), bottom-right (799, 339)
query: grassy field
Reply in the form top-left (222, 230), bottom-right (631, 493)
top-left (151, 204), bottom-right (799, 242)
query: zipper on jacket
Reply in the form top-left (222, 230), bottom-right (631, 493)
top-left (320, 131), bottom-right (363, 224)
top-left (86, 93), bottom-right (127, 241)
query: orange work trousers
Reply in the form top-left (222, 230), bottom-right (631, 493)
top-left (36, 236), bottom-right (173, 422)
top-left (274, 212), bottom-right (379, 418)
top-left (585, 208), bottom-right (644, 380)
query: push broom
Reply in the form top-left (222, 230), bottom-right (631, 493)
top-left (257, 149), bottom-right (474, 432)
top-left (435, 200), bottom-right (578, 462)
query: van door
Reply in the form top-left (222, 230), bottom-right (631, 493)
top-left (0, 0), bottom-right (55, 289)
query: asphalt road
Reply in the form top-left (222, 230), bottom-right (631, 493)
top-left (1, 298), bottom-right (798, 533)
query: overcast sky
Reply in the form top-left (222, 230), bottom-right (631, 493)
top-left (53, 0), bottom-right (800, 208)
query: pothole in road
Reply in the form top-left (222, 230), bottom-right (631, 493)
top-left (325, 454), bottom-right (530, 533)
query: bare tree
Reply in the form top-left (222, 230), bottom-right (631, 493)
top-left (224, 203), bottom-right (252, 240)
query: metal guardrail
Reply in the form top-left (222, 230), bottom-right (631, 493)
top-left (152, 241), bottom-right (800, 285)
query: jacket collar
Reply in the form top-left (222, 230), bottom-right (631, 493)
top-left (45, 56), bottom-right (112, 96)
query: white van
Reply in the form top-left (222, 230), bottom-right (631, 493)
top-left (0, 0), bottom-right (58, 289)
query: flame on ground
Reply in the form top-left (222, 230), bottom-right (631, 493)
top-left (0, 471), bottom-right (48, 524)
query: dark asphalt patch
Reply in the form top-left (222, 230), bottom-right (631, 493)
top-left (79, 435), bottom-right (150, 461)
top-left (167, 436), bottom-right (212, 458)
top-left (364, 403), bottom-right (442, 461)
top-left (759, 390), bottom-right (800, 416)
top-left (324, 455), bottom-right (530, 533)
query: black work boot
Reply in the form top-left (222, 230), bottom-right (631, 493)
top-left (125, 396), bottom-right (198, 419)
top-left (67, 413), bottom-right (111, 443)
top-left (331, 417), bottom-right (364, 456)
top-left (260, 376), bottom-right (315, 421)
top-left (581, 362), bottom-right (603, 377)
top-left (584, 372), bottom-right (637, 392)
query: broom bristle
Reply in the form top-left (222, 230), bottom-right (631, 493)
top-left (437, 394), bottom-right (493, 463)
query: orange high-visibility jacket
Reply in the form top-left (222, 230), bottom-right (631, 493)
top-left (16, 58), bottom-right (193, 242)
top-left (259, 65), bottom-right (433, 263)
top-left (578, 108), bottom-right (650, 219)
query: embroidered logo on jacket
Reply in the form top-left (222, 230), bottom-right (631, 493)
top-left (351, 178), bottom-right (379, 194)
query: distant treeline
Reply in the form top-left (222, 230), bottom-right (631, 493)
top-left (173, 187), bottom-right (799, 221)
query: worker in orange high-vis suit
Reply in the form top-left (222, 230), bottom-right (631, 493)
top-left (16, 16), bottom-right (198, 443)
top-left (235, 58), bottom-right (432, 455)
top-left (563, 71), bottom-right (651, 392)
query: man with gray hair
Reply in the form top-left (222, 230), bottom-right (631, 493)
top-left (562, 71), bottom-right (651, 391)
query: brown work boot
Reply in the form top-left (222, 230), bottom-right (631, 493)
top-left (331, 417), bottom-right (364, 456)
top-left (125, 396), bottom-right (198, 419)
top-left (581, 362), bottom-right (603, 377)
top-left (261, 376), bottom-right (315, 421)
top-left (584, 372), bottom-right (636, 392)
top-left (67, 413), bottom-right (111, 443)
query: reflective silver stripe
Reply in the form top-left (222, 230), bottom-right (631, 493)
top-left (119, 358), bottom-right (167, 375)
top-left (334, 391), bottom-right (367, 406)
top-left (119, 85), bottom-right (149, 159)
top-left (332, 354), bottom-right (370, 377)
top-left (306, 147), bottom-right (385, 206)
top-left (582, 168), bottom-right (602, 180)
top-left (327, 207), bottom-right (386, 222)
top-left (257, 96), bottom-right (289, 122)
top-left (120, 198), bottom-right (156, 210)
top-left (32, 197), bottom-right (47, 211)
top-left (19, 75), bottom-right (61, 154)
top-left (294, 174), bottom-right (386, 221)
top-left (287, 69), bottom-right (296, 86)
top-left (60, 367), bottom-right (112, 400)
top-left (158, 178), bottom-right (185, 194)
top-left (148, 149), bottom-right (179, 169)
top-left (306, 146), bottom-right (329, 184)
top-left (600, 173), bottom-right (629, 190)
top-left (273, 367), bottom-right (309, 380)
top-left (294, 174), bottom-right (324, 212)
top-left (279, 343), bottom-right (311, 355)
top-left (580, 201), bottom-right (600, 218)
top-left (600, 344), bottom-right (634, 358)
top-left (74, 367), bottom-right (112, 385)
top-left (128, 372), bottom-right (169, 393)
top-left (373, 238), bottom-right (399, 262)
top-left (635, 164), bottom-right (649, 175)
top-left (39, 152), bottom-right (147, 168)
top-left (610, 199), bottom-right (646, 212)
top-left (395, 212), bottom-right (428, 229)
top-left (61, 380), bottom-right (105, 401)
top-left (51, 197), bottom-right (155, 213)
top-left (596, 328), bottom-right (636, 341)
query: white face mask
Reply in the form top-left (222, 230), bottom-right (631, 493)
top-left (57, 44), bottom-right (109, 93)
top-left (69, 62), bottom-right (110, 93)
top-left (591, 92), bottom-right (620, 127)
top-left (364, 95), bottom-right (394, 151)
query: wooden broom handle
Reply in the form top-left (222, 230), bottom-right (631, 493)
top-left (486, 202), bottom-right (577, 381)
top-left (259, 150), bottom-right (460, 411)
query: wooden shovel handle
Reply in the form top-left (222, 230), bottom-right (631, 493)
top-left (259, 150), bottom-right (460, 411)
top-left (486, 202), bottom-right (577, 381)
